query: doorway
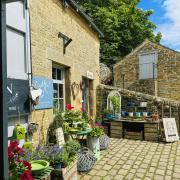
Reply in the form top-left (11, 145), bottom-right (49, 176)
top-left (82, 77), bottom-right (93, 117)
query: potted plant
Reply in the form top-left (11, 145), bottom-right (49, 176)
top-left (103, 109), bottom-right (113, 119)
top-left (24, 145), bottom-right (62, 170)
top-left (8, 140), bottom-right (33, 180)
top-left (110, 95), bottom-right (120, 116)
top-left (87, 126), bottom-right (104, 160)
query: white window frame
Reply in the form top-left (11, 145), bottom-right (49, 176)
top-left (139, 51), bottom-right (158, 80)
top-left (52, 66), bottom-right (65, 113)
top-left (6, 0), bottom-right (31, 80)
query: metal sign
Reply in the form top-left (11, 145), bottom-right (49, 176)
top-left (163, 118), bottom-right (179, 142)
top-left (33, 76), bottom-right (53, 109)
top-left (7, 78), bottom-right (30, 117)
top-left (86, 71), bottom-right (94, 79)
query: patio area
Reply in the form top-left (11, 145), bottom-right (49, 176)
top-left (79, 138), bottom-right (180, 180)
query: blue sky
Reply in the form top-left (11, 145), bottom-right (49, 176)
top-left (138, 0), bottom-right (180, 51)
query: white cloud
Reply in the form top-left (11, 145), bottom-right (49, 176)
top-left (157, 0), bottom-right (180, 50)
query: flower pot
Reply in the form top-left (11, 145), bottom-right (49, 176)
top-left (53, 163), bottom-right (61, 170)
top-left (106, 114), bottom-right (114, 119)
top-left (129, 112), bottom-right (134, 117)
top-left (115, 113), bottom-right (121, 120)
top-left (87, 136), bottom-right (100, 160)
top-left (143, 112), bottom-right (148, 117)
top-left (135, 112), bottom-right (141, 117)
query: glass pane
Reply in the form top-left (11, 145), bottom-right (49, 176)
top-left (53, 83), bottom-right (58, 98)
top-left (59, 84), bottom-right (63, 98)
top-left (52, 68), bottom-right (56, 79)
top-left (53, 99), bottom-right (59, 114)
top-left (59, 99), bottom-right (64, 111)
top-left (57, 69), bottom-right (62, 80)
top-left (7, 28), bottom-right (26, 79)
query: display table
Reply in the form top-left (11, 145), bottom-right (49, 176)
top-left (109, 118), bottom-right (160, 141)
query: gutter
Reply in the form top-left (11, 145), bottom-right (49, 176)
top-left (64, 0), bottom-right (104, 38)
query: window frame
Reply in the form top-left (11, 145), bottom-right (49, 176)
top-left (138, 51), bottom-right (158, 80)
top-left (52, 66), bottom-right (65, 113)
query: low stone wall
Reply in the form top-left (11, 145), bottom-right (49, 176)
top-left (96, 84), bottom-right (180, 135)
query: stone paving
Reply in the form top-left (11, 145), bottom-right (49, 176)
top-left (79, 138), bottom-right (180, 180)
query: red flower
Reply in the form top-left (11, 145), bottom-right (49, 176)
top-left (8, 149), bottom-right (13, 159)
top-left (14, 146), bottom-right (24, 155)
top-left (9, 140), bottom-right (19, 150)
top-left (17, 159), bottom-right (21, 163)
top-left (81, 108), bottom-right (85, 112)
top-left (23, 160), bottom-right (32, 170)
top-left (20, 170), bottom-right (34, 180)
top-left (66, 104), bottom-right (74, 110)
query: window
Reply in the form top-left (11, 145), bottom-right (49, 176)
top-left (139, 52), bottom-right (157, 79)
top-left (52, 67), bottom-right (65, 113)
top-left (6, 1), bottom-right (30, 80)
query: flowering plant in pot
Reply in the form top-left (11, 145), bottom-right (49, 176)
top-left (24, 145), bottom-right (62, 170)
top-left (88, 126), bottom-right (104, 160)
top-left (62, 105), bottom-right (90, 133)
top-left (8, 140), bottom-right (33, 180)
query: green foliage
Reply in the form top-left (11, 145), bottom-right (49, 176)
top-left (89, 127), bottom-right (104, 137)
top-left (82, 111), bottom-right (90, 123)
top-left (110, 96), bottom-right (120, 113)
top-left (48, 112), bottom-right (64, 144)
top-left (76, 0), bottom-right (162, 66)
top-left (102, 109), bottom-right (113, 115)
top-left (64, 110), bottom-right (82, 123)
top-left (60, 140), bottom-right (80, 167)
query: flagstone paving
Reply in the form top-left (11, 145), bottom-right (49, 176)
top-left (79, 138), bottom-right (180, 180)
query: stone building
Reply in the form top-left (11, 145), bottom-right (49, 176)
top-left (6, 0), bottom-right (103, 145)
top-left (113, 39), bottom-right (180, 101)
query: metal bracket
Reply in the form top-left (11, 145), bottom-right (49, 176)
top-left (58, 32), bottom-right (72, 55)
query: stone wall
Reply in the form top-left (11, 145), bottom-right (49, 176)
top-left (29, 0), bottom-right (100, 144)
top-left (114, 39), bottom-right (180, 101)
top-left (96, 84), bottom-right (180, 136)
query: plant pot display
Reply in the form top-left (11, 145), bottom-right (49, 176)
top-left (62, 104), bottom-right (90, 134)
top-left (87, 126), bottom-right (104, 160)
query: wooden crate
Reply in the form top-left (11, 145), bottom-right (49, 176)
top-left (51, 160), bottom-right (77, 180)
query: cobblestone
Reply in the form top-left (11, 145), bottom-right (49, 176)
top-left (79, 138), bottom-right (180, 179)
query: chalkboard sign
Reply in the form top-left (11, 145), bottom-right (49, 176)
top-left (163, 118), bottom-right (179, 142)
top-left (33, 76), bottom-right (53, 110)
top-left (7, 78), bottom-right (30, 117)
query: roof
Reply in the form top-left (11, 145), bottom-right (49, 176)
top-left (64, 0), bottom-right (104, 38)
top-left (100, 63), bottom-right (112, 83)
top-left (114, 38), bottom-right (180, 69)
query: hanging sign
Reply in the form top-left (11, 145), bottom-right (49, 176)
top-left (86, 71), bottom-right (94, 80)
top-left (33, 76), bottom-right (53, 109)
top-left (163, 118), bottom-right (179, 142)
top-left (7, 78), bottom-right (30, 117)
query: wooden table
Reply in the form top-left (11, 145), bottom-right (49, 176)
top-left (109, 118), bottom-right (160, 141)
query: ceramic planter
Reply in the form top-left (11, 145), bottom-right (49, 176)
top-left (143, 112), bottom-right (148, 117)
top-left (140, 102), bottom-right (147, 107)
top-left (129, 112), bottom-right (134, 117)
top-left (135, 112), bottom-right (141, 117)
top-left (87, 136), bottom-right (100, 160)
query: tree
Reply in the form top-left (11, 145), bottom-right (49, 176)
top-left (76, 0), bottom-right (162, 66)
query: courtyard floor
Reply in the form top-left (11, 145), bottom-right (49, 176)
top-left (79, 138), bottom-right (180, 180)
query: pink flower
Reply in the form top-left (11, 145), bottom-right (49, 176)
top-left (66, 104), bottom-right (74, 110)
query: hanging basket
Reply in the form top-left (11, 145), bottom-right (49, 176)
top-left (99, 134), bottom-right (110, 150)
top-left (77, 147), bottom-right (96, 172)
